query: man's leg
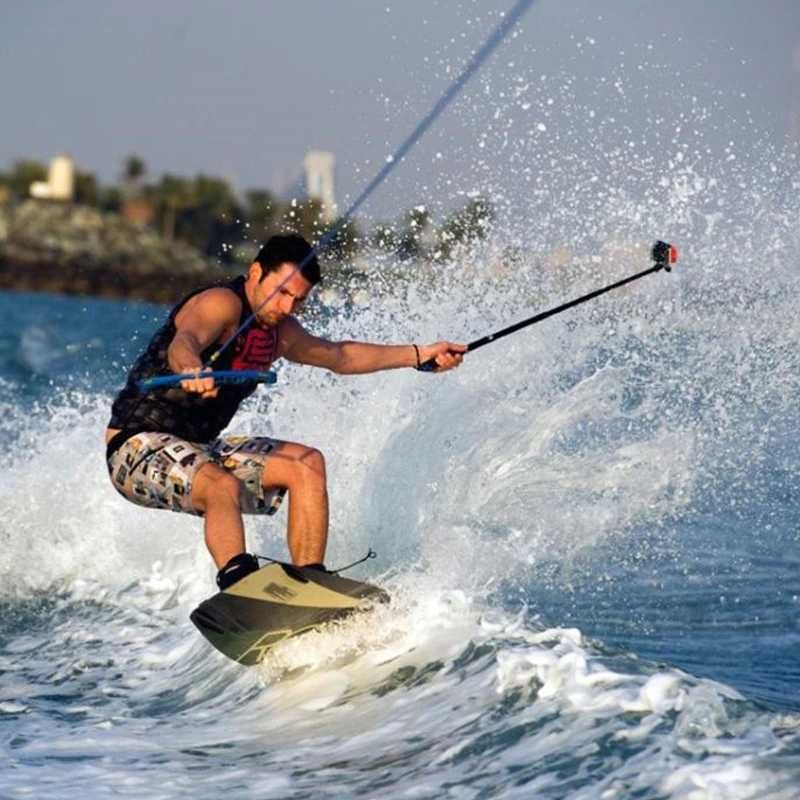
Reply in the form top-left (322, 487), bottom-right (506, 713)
top-left (106, 432), bottom-right (257, 589)
top-left (190, 463), bottom-right (247, 568)
top-left (258, 442), bottom-right (329, 566)
top-left (192, 436), bottom-right (328, 572)
top-left (106, 431), bottom-right (328, 589)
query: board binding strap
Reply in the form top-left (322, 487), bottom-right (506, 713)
top-left (190, 561), bottom-right (389, 666)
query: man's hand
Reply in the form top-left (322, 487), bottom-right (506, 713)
top-left (418, 341), bottom-right (467, 372)
top-left (167, 287), bottom-right (242, 397)
top-left (179, 367), bottom-right (219, 398)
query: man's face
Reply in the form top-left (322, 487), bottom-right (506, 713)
top-left (250, 262), bottom-right (313, 327)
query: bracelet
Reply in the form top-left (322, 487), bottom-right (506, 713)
top-left (413, 344), bottom-right (421, 370)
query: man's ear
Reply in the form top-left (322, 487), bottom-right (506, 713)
top-left (249, 261), bottom-right (263, 282)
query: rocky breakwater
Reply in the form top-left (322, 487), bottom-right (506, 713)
top-left (0, 200), bottom-right (228, 303)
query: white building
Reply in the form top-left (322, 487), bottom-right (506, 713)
top-left (303, 150), bottom-right (337, 222)
top-left (30, 154), bottom-right (75, 201)
top-left (791, 41), bottom-right (800, 147)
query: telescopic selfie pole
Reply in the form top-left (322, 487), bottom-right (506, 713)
top-left (418, 241), bottom-right (678, 371)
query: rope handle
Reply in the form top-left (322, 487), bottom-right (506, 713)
top-left (137, 370), bottom-right (278, 392)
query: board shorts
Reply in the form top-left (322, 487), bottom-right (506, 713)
top-left (106, 432), bottom-right (286, 516)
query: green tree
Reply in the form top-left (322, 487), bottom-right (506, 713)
top-left (371, 222), bottom-right (399, 253)
top-left (279, 198), bottom-right (362, 261)
top-left (184, 174), bottom-right (246, 261)
top-left (280, 197), bottom-right (325, 243)
top-left (5, 160), bottom-right (47, 199)
top-left (318, 216), bottom-right (362, 262)
top-left (151, 173), bottom-right (192, 241)
top-left (121, 154), bottom-right (147, 201)
top-left (151, 173), bottom-right (245, 262)
top-left (397, 205), bottom-right (435, 260)
top-left (99, 186), bottom-right (123, 213)
top-left (123, 154), bottom-right (146, 183)
top-left (245, 189), bottom-right (279, 239)
top-left (436, 196), bottom-right (494, 261)
top-left (73, 170), bottom-right (99, 206)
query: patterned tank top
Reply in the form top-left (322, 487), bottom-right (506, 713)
top-left (108, 275), bottom-right (278, 443)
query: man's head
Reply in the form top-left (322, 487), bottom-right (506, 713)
top-left (253, 234), bottom-right (321, 286)
top-left (246, 234), bottom-right (320, 327)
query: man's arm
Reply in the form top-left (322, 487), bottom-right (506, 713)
top-left (169, 288), bottom-right (242, 395)
top-left (278, 317), bottom-right (465, 374)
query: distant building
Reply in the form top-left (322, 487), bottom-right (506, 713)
top-left (122, 197), bottom-right (155, 227)
top-left (791, 41), bottom-right (800, 148)
top-left (303, 150), bottom-right (337, 222)
top-left (30, 154), bottom-right (75, 201)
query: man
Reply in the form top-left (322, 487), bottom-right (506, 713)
top-left (106, 234), bottom-right (465, 591)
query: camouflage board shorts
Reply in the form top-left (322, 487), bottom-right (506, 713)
top-left (106, 432), bottom-right (286, 516)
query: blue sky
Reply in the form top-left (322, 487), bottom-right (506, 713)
top-left (3, 1), bottom-right (798, 221)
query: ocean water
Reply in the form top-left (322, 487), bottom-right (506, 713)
top-left (1, 220), bottom-right (799, 799)
top-left (3, 74), bottom-right (800, 799)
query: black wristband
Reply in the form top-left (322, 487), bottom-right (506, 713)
top-left (413, 344), bottom-right (421, 370)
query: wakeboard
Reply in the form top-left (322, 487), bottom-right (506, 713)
top-left (190, 561), bottom-right (389, 665)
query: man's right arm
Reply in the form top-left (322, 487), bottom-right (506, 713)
top-left (168, 288), bottom-right (241, 396)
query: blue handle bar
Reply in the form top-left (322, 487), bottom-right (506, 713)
top-left (138, 370), bottom-right (278, 392)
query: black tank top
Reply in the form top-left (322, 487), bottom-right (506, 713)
top-left (108, 275), bottom-right (279, 443)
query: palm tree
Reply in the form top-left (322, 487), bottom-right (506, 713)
top-left (123, 155), bottom-right (146, 183)
top-left (121, 155), bottom-right (147, 200)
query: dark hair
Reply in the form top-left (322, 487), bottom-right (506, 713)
top-left (254, 234), bottom-right (321, 285)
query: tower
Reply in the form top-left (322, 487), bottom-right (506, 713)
top-left (791, 41), bottom-right (800, 148)
top-left (303, 150), bottom-right (337, 223)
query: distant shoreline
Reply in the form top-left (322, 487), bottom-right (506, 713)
top-left (0, 257), bottom-right (233, 304)
top-left (0, 199), bottom-right (241, 304)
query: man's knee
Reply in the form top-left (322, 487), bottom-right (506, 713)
top-left (299, 447), bottom-right (326, 481)
top-left (193, 465), bottom-right (242, 511)
top-left (265, 444), bottom-right (327, 490)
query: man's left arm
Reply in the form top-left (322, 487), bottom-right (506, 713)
top-left (279, 317), bottom-right (465, 374)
